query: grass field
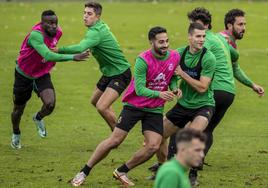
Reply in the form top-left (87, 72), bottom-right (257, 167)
top-left (0, 1), bottom-right (268, 188)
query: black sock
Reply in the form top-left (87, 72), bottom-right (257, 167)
top-left (117, 164), bottom-right (130, 173)
top-left (80, 164), bottom-right (92, 176)
top-left (35, 112), bottom-right (42, 121)
top-left (13, 130), bottom-right (21, 135)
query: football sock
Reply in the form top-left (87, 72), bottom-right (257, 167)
top-left (35, 112), bottom-right (42, 121)
top-left (81, 164), bottom-right (92, 176)
top-left (117, 164), bottom-right (130, 173)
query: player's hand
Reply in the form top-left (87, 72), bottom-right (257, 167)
top-left (159, 91), bottom-right (176, 102)
top-left (73, 50), bottom-right (90, 61)
top-left (252, 83), bottom-right (264, 97)
top-left (172, 89), bottom-right (182, 99)
top-left (174, 65), bottom-right (183, 76)
top-left (50, 47), bottom-right (58, 53)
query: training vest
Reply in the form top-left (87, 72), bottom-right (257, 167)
top-left (16, 23), bottom-right (62, 78)
top-left (180, 46), bottom-right (207, 80)
top-left (122, 49), bottom-right (180, 109)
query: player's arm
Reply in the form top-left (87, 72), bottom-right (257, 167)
top-left (176, 52), bottom-right (216, 93)
top-left (232, 61), bottom-right (264, 96)
top-left (58, 29), bottom-right (100, 54)
top-left (28, 31), bottom-right (76, 62)
top-left (134, 57), bottom-right (175, 101)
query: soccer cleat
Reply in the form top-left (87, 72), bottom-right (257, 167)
top-left (11, 133), bottom-right (21, 149)
top-left (146, 162), bottom-right (160, 180)
top-left (148, 162), bottom-right (160, 173)
top-left (113, 169), bottom-right (135, 187)
top-left (71, 171), bottom-right (86, 187)
top-left (189, 168), bottom-right (199, 187)
top-left (33, 113), bottom-right (47, 138)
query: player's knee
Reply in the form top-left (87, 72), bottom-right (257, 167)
top-left (45, 101), bottom-right (55, 112)
top-left (12, 108), bottom-right (24, 118)
top-left (96, 103), bottom-right (107, 113)
top-left (90, 98), bottom-right (97, 107)
top-left (146, 143), bottom-right (160, 154)
top-left (108, 138), bottom-right (122, 149)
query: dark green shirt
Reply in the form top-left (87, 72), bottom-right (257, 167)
top-left (176, 47), bottom-right (216, 109)
top-left (154, 159), bottom-right (191, 188)
top-left (58, 20), bottom-right (130, 77)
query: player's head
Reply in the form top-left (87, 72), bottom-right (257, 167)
top-left (148, 26), bottom-right (169, 56)
top-left (41, 10), bottom-right (58, 37)
top-left (225, 9), bottom-right (246, 40)
top-left (187, 7), bottom-right (212, 30)
top-left (84, 1), bottom-right (102, 27)
top-left (176, 129), bottom-right (206, 168)
top-left (188, 22), bottom-right (206, 52)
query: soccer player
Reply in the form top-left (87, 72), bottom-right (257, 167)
top-left (54, 2), bottom-right (131, 131)
top-left (201, 8), bottom-right (265, 158)
top-left (70, 26), bottom-right (181, 187)
top-left (150, 22), bottom-right (216, 183)
top-left (11, 10), bottom-right (89, 149)
top-left (186, 7), bottom-right (264, 186)
top-left (154, 129), bottom-right (206, 188)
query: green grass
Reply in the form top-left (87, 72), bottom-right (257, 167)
top-left (0, 1), bottom-right (268, 188)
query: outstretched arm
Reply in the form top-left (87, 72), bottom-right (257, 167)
top-left (28, 31), bottom-right (74, 62)
top-left (232, 61), bottom-right (264, 96)
top-left (58, 29), bottom-right (100, 54)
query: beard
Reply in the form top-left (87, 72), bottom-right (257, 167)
top-left (155, 47), bottom-right (168, 56)
top-left (45, 29), bottom-right (57, 37)
top-left (233, 30), bottom-right (244, 40)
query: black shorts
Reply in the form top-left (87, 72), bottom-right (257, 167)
top-left (96, 68), bottom-right (131, 95)
top-left (116, 105), bottom-right (163, 135)
top-left (166, 103), bottom-right (215, 128)
top-left (13, 69), bottom-right (54, 105)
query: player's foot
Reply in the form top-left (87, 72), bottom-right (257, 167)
top-left (71, 171), bottom-right (86, 187)
top-left (189, 168), bottom-right (199, 187)
top-left (11, 133), bottom-right (21, 149)
top-left (33, 113), bottom-right (47, 138)
top-left (113, 169), bottom-right (135, 186)
top-left (148, 162), bottom-right (160, 173)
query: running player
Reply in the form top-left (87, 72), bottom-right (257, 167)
top-left (70, 26), bottom-right (181, 187)
top-left (11, 10), bottom-right (89, 149)
top-left (54, 2), bottom-right (131, 131)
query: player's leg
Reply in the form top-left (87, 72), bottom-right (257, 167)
top-left (71, 105), bottom-right (140, 187)
top-left (90, 87), bottom-right (104, 107)
top-left (33, 73), bottom-right (55, 138)
top-left (114, 112), bottom-right (163, 186)
top-left (204, 90), bottom-right (235, 155)
top-left (95, 87), bottom-right (119, 131)
top-left (11, 70), bottom-right (33, 149)
top-left (186, 106), bottom-right (215, 187)
top-left (96, 69), bottom-right (131, 131)
top-left (156, 117), bottom-right (178, 163)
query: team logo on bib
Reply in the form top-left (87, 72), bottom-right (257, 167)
top-left (168, 63), bottom-right (174, 71)
top-left (154, 73), bottom-right (166, 82)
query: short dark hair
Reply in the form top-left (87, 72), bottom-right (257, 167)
top-left (176, 129), bottom-right (206, 144)
top-left (41, 10), bottom-right (56, 19)
top-left (187, 7), bottom-right (212, 30)
top-left (85, 1), bottom-right (102, 16)
top-left (188, 22), bottom-right (205, 35)
top-left (148, 26), bottom-right (167, 41)
top-left (224, 9), bottom-right (245, 29)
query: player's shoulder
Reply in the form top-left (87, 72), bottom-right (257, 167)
top-left (176, 46), bottom-right (188, 56)
top-left (203, 48), bottom-right (216, 63)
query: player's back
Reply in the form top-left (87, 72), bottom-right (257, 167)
top-left (204, 30), bottom-right (235, 94)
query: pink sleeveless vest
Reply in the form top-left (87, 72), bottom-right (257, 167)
top-left (122, 49), bottom-right (180, 109)
top-left (17, 23), bottom-right (62, 78)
